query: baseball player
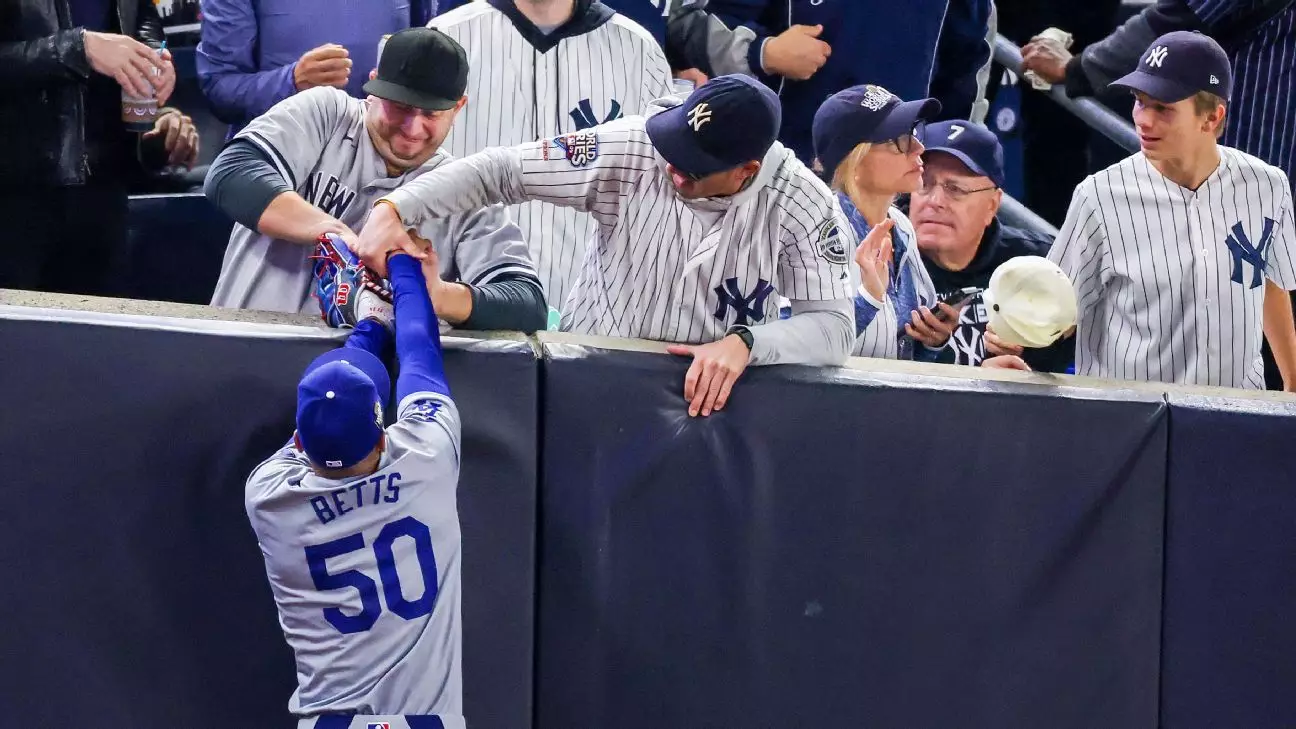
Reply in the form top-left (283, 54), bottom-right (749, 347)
top-left (357, 74), bottom-right (855, 417)
top-left (428, 0), bottom-right (674, 316)
top-left (245, 250), bottom-right (465, 728)
top-left (1042, 32), bottom-right (1296, 389)
top-left (205, 28), bottom-right (547, 333)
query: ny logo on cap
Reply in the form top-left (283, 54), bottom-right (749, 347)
top-left (688, 103), bottom-right (713, 132)
top-left (1146, 46), bottom-right (1169, 68)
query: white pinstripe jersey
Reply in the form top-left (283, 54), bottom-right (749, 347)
top-left (429, 1), bottom-right (672, 311)
top-left (210, 87), bottom-right (537, 315)
top-left (382, 114), bottom-right (854, 345)
top-left (1048, 147), bottom-right (1296, 388)
top-left (246, 392), bottom-right (462, 719)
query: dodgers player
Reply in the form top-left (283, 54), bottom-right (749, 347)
top-left (245, 253), bottom-right (465, 728)
top-left (358, 74), bottom-right (855, 416)
top-left (206, 28), bottom-right (546, 333)
top-left (428, 0), bottom-right (673, 314)
top-left (1043, 32), bottom-right (1296, 389)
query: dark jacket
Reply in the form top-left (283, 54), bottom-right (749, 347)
top-left (923, 218), bottom-right (1073, 371)
top-left (670, 0), bottom-right (993, 163)
top-left (0, 0), bottom-right (164, 189)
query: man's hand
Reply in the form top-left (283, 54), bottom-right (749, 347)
top-left (674, 68), bottom-right (709, 88)
top-left (1021, 37), bottom-right (1072, 85)
top-left (905, 304), bottom-right (961, 348)
top-left (83, 31), bottom-right (163, 99)
top-left (982, 355), bottom-right (1032, 371)
top-left (294, 44), bottom-right (352, 92)
top-left (855, 218), bottom-right (893, 303)
top-left (762, 24), bottom-right (831, 81)
top-left (143, 110), bottom-right (199, 168)
top-left (984, 326), bottom-right (1025, 357)
top-left (356, 201), bottom-right (427, 276)
top-left (666, 334), bottom-right (752, 417)
top-left (153, 48), bottom-right (176, 107)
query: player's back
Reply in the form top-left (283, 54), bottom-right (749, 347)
top-left (245, 393), bottom-right (463, 719)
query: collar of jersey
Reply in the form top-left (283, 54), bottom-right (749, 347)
top-left (489, 0), bottom-right (615, 53)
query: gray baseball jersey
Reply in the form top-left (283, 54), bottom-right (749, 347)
top-left (382, 111), bottom-right (854, 346)
top-left (1048, 146), bottom-right (1296, 388)
top-left (246, 391), bottom-right (463, 720)
top-left (429, 1), bottom-right (673, 311)
top-left (210, 86), bottom-right (537, 315)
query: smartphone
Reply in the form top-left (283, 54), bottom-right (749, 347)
top-left (930, 287), bottom-right (981, 321)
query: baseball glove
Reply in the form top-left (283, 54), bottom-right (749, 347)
top-left (311, 233), bottom-right (394, 329)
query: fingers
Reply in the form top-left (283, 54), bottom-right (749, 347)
top-left (163, 114), bottom-right (182, 149)
top-left (689, 360), bottom-right (718, 417)
top-left (982, 355), bottom-right (1032, 371)
top-left (984, 330), bottom-right (1025, 357)
top-left (665, 344), bottom-right (695, 357)
top-left (681, 357), bottom-right (702, 402)
top-left (308, 44), bottom-right (350, 61)
top-left (712, 371), bottom-right (736, 413)
top-left (115, 68), bottom-right (150, 100)
top-left (396, 230), bottom-right (429, 260)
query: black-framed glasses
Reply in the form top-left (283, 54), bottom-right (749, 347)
top-left (886, 122), bottom-right (926, 155)
top-left (916, 176), bottom-right (998, 201)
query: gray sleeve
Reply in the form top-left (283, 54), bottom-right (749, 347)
top-left (667, 0), bottom-right (760, 77)
top-left (746, 297), bottom-right (855, 367)
top-left (463, 276), bottom-right (548, 333)
top-left (1070, 1), bottom-right (1201, 97)
top-left (449, 203), bottom-right (540, 287)
top-left (203, 139), bottom-right (293, 230)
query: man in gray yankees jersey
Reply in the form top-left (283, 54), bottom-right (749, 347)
top-left (359, 74), bottom-right (855, 417)
top-left (429, 0), bottom-right (673, 317)
top-left (1044, 32), bottom-right (1296, 389)
top-left (246, 252), bottom-right (464, 728)
top-left (205, 28), bottom-right (547, 333)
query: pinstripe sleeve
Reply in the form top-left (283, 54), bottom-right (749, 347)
top-left (1267, 178), bottom-right (1296, 290)
top-left (1047, 177), bottom-right (1108, 315)
top-left (777, 182), bottom-right (854, 302)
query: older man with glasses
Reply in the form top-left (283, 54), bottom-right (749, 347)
top-left (908, 120), bottom-right (1074, 371)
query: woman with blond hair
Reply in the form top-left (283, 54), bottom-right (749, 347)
top-left (812, 85), bottom-right (964, 360)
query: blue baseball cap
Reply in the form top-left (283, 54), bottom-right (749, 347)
top-left (295, 348), bottom-right (392, 470)
top-left (645, 74), bottom-right (781, 178)
top-left (1111, 31), bottom-right (1232, 103)
top-left (920, 120), bottom-right (1005, 188)
top-left (813, 85), bottom-right (941, 177)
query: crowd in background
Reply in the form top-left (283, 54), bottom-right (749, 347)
top-left (4, 0), bottom-right (1296, 391)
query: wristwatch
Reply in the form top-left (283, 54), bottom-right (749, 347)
top-left (728, 325), bottom-right (755, 351)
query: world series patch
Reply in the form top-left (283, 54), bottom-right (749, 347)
top-left (816, 219), bottom-right (849, 265)
top-left (552, 131), bottom-right (599, 167)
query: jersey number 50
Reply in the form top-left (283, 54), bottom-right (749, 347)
top-left (304, 516), bottom-right (438, 634)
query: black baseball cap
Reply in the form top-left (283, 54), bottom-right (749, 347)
top-left (1111, 31), bottom-right (1232, 103)
top-left (363, 28), bottom-right (468, 111)
top-left (645, 74), bottom-right (782, 178)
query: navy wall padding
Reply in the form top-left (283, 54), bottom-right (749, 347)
top-left (536, 345), bottom-right (1168, 729)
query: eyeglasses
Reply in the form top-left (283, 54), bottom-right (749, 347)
top-left (915, 176), bottom-right (998, 201)
top-left (884, 123), bottom-right (926, 155)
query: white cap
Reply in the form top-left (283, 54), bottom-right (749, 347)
top-left (981, 256), bottom-right (1078, 348)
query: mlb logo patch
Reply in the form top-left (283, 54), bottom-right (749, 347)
top-left (366, 723), bottom-right (391, 729)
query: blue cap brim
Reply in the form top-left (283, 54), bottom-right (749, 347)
top-left (1110, 70), bottom-right (1198, 103)
top-left (645, 104), bottom-right (738, 178)
top-left (865, 97), bottom-right (942, 143)
top-left (302, 347), bottom-right (392, 411)
top-left (922, 146), bottom-right (1003, 187)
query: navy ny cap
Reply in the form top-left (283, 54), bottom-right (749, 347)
top-left (296, 348), bottom-right (392, 470)
top-left (920, 120), bottom-right (1005, 188)
top-left (645, 74), bottom-right (782, 178)
top-left (1111, 31), bottom-right (1232, 103)
top-left (813, 85), bottom-right (941, 177)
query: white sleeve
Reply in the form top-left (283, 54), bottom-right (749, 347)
top-left (1266, 177), bottom-right (1296, 290)
top-left (777, 183), bottom-right (855, 302)
top-left (383, 118), bottom-right (659, 232)
top-left (232, 86), bottom-right (349, 189)
top-left (1047, 177), bottom-right (1108, 314)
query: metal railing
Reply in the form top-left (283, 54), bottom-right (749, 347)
top-left (993, 35), bottom-right (1140, 153)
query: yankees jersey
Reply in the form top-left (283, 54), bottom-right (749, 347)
top-left (245, 392), bottom-right (463, 720)
top-left (1049, 146), bottom-right (1296, 388)
top-left (382, 113), bottom-right (854, 348)
top-left (429, 0), bottom-right (673, 311)
top-left (210, 86), bottom-right (536, 315)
